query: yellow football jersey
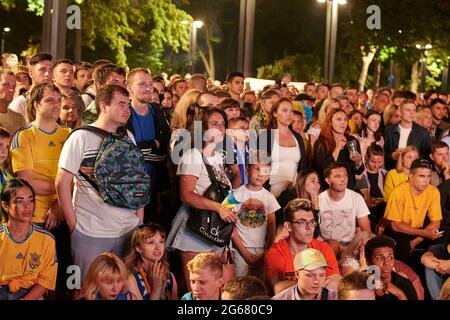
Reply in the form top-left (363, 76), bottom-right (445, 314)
top-left (10, 124), bottom-right (70, 223)
top-left (0, 223), bottom-right (58, 292)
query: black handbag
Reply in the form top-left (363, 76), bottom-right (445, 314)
top-left (187, 156), bottom-right (234, 247)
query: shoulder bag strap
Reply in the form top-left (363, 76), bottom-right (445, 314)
top-left (202, 153), bottom-right (230, 192)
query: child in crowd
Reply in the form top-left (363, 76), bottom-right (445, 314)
top-left (226, 117), bottom-right (250, 186)
top-left (125, 223), bottom-right (178, 300)
top-left (357, 144), bottom-right (387, 228)
top-left (383, 146), bottom-right (419, 201)
top-left (220, 97), bottom-right (241, 121)
top-left (231, 150), bottom-right (280, 280)
top-left (181, 252), bottom-right (224, 300)
top-left (81, 252), bottom-right (134, 300)
top-left (0, 128), bottom-right (12, 222)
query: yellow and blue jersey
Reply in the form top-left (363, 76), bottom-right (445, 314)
top-left (0, 223), bottom-right (58, 292)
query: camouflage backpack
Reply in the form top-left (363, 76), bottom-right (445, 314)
top-left (73, 126), bottom-right (151, 210)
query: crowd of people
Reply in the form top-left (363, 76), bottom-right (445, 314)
top-left (0, 51), bottom-right (450, 301)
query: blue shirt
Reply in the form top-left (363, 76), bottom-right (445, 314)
top-left (303, 105), bottom-right (313, 124)
top-left (131, 106), bottom-right (156, 176)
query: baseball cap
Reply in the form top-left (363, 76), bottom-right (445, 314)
top-left (11, 65), bottom-right (29, 76)
top-left (295, 93), bottom-right (315, 102)
top-left (410, 158), bottom-right (432, 171)
top-left (294, 248), bottom-right (329, 271)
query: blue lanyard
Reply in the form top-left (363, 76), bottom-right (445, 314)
top-left (0, 171), bottom-right (5, 185)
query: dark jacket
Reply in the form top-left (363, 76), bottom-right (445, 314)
top-left (383, 122), bottom-right (431, 170)
top-left (127, 103), bottom-right (172, 192)
top-left (313, 135), bottom-right (364, 191)
top-left (126, 103), bottom-right (171, 163)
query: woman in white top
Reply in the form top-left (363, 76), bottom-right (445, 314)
top-left (258, 98), bottom-right (308, 197)
top-left (166, 107), bottom-right (240, 291)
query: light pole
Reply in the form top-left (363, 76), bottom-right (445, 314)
top-left (237, 0), bottom-right (256, 77)
top-left (182, 20), bottom-right (204, 74)
top-left (317, 0), bottom-right (347, 83)
top-left (416, 44), bottom-right (432, 92)
top-left (1, 27), bottom-right (11, 57)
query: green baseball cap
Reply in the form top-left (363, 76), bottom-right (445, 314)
top-left (294, 248), bottom-right (329, 271)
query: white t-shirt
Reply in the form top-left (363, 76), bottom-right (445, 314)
top-left (318, 189), bottom-right (370, 243)
top-left (177, 148), bottom-right (231, 195)
top-left (270, 135), bottom-right (300, 198)
top-left (233, 185), bottom-right (281, 248)
top-left (58, 125), bottom-right (140, 238)
top-left (398, 125), bottom-right (412, 148)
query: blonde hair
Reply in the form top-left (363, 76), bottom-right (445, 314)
top-left (187, 252), bottom-right (223, 278)
top-left (170, 89), bottom-right (202, 129)
top-left (439, 278), bottom-right (450, 300)
top-left (126, 68), bottom-right (151, 85)
top-left (81, 252), bottom-right (129, 300)
top-left (383, 104), bottom-right (399, 126)
top-left (124, 224), bottom-right (170, 275)
top-left (396, 145), bottom-right (419, 172)
top-left (415, 106), bottom-right (432, 129)
top-left (318, 98), bottom-right (339, 128)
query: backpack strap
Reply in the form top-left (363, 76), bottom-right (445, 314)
top-left (69, 126), bottom-right (111, 193)
top-left (69, 125), bottom-right (110, 138)
top-left (320, 287), bottom-right (329, 300)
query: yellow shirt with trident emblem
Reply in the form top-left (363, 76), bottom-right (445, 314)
top-left (0, 223), bottom-right (57, 292)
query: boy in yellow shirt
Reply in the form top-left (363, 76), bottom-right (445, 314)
top-left (383, 159), bottom-right (443, 266)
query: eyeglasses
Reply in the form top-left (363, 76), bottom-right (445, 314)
top-left (290, 219), bottom-right (318, 228)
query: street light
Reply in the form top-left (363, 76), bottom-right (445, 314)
top-left (317, 0), bottom-right (347, 83)
top-left (416, 44), bottom-right (432, 92)
top-left (182, 20), bottom-right (204, 74)
top-left (1, 27), bottom-right (11, 56)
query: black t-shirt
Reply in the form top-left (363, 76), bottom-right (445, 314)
top-left (376, 272), bottom-right (418, 301)
top-left (367, 172), bottom-right (383, 198)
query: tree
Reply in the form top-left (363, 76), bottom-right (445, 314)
top-left (198, 27), bottom-right (220, 80)
top-left (341, 0), bottom-right (450, 91)
top-left (2, 0), bottom-right (192, 66)
top-left (257, 53), bottom-right (322, 82)
top-left (358, 45), bottom-right (378, 91)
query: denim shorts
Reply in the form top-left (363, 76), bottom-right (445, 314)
top-left (0, 286), bottom-right (30, 300)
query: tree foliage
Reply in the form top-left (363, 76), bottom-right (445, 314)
top-left (1, 0), bottom-right (192, 66)
top-left (339, 0), bottom-right (450, 90)
top-left (257, 53), bottom-right (322, 82)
